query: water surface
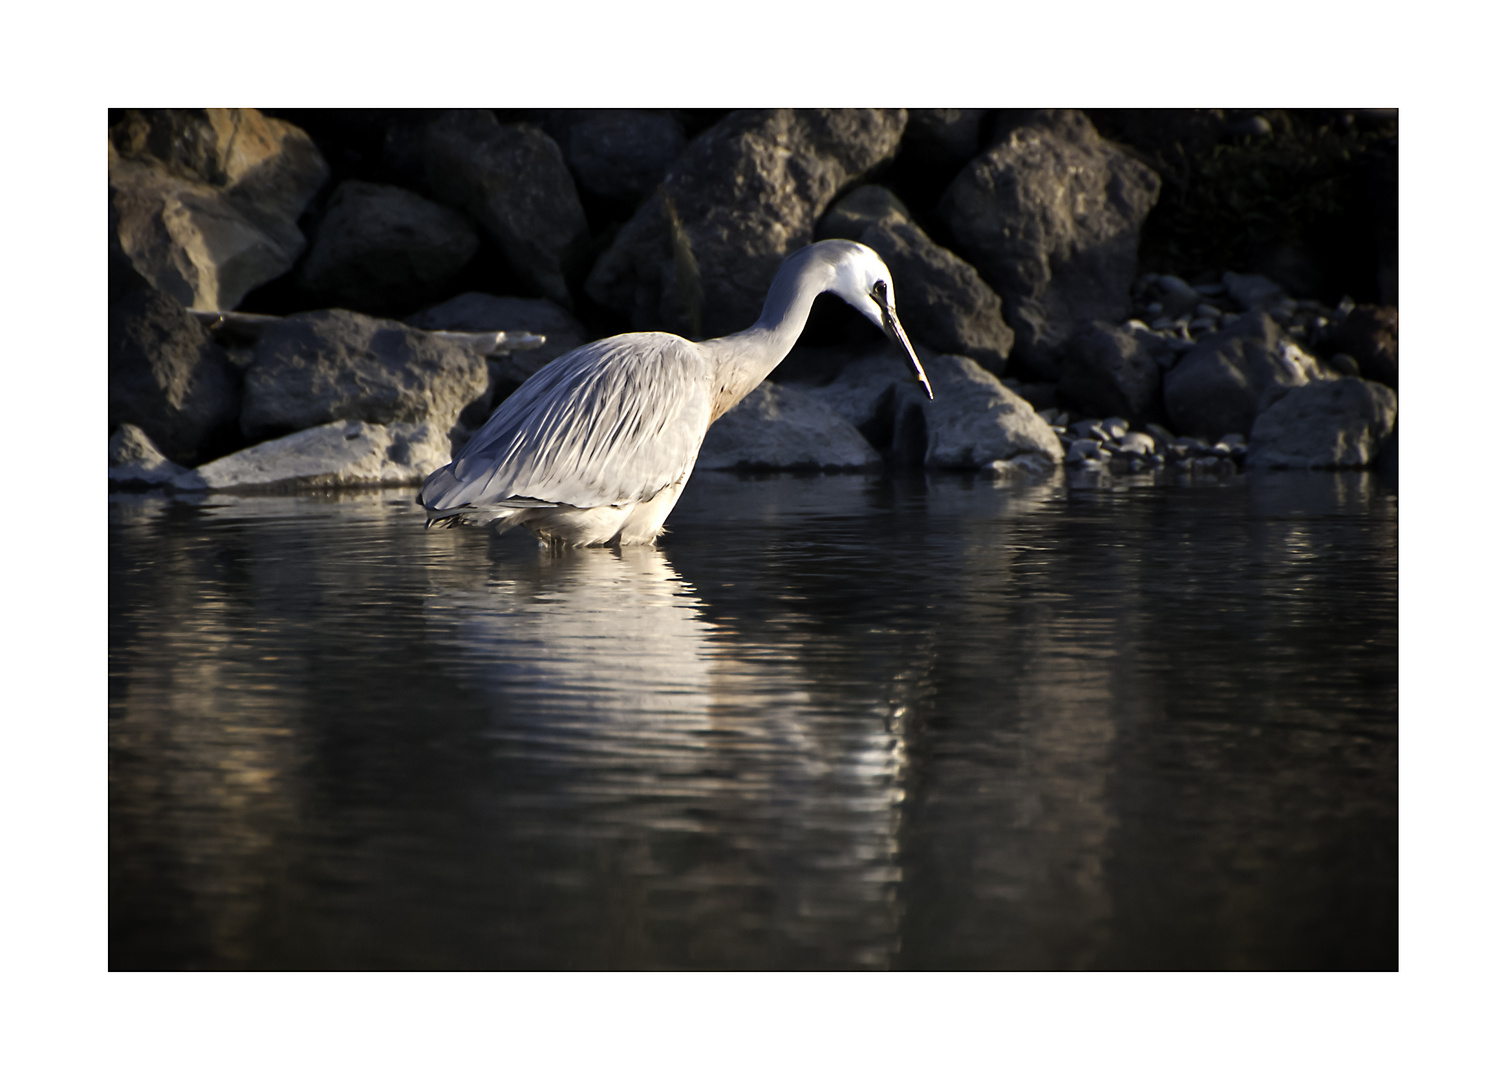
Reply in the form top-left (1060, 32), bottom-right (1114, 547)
top-left (109, 469), bottom-right (1397, 969)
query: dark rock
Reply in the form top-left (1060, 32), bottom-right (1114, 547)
top-left (109, 280), bottom-right (243, 464)
top-left (109, 108), bottom-right (329, 311)
top-left (938, 109), bottom-right (1161, 380)
top-left (901, 109), bottom-right (987, 168)
top-left (240, 309), bottom-right (489, 443)
top-left (585, 109), bottom-right (907, 337)
top-left (1246, 378), bottom-right (1398, 469)
top-left (1222, 270), bottom-right (1287, 311)
top-left (392, 110), bottom-right (588, 307)
top-left (1326, 353), bottom-right (1361, 377)
top-left (1065, 438), bottom-right (1102, 464)
top-left (294, 181), bottom-right (479, 312)
top-left (1325, 304), bottom-right (1397, 389)
top-left (1226, 114), bottom-right (1273, 139)
top-left (1162, 311), bottom-right (1323, 440)
top-left (1153, 274), bottom-right (1203, 318)
top-left (817, 185), bottom-right (1015, 374)
top-left (544, 109), bottom-right (686, 208)
top-left (1057, 321), bottom-right (1167, 428)
top-left (698, 382), bottom-right (882, 471)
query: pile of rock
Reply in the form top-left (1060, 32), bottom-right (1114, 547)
top-left (108, 107), bottom-right (1398, 493)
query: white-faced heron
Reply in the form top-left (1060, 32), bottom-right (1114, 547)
top-left (421, 239), bottom-right (931, 546)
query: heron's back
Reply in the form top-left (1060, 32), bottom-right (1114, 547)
top-left (422, 332), bottom-right (714, 516)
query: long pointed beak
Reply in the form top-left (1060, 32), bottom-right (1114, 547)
top-left (882, 307), bottom-right (933, 400)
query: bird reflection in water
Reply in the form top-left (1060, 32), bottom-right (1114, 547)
top-left (428, 543), bottom-right (912, 968)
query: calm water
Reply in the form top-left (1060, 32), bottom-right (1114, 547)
top-left (109, 469), bottom-right (1397, 970)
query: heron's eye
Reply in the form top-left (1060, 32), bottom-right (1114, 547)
top-left (871, 280), bottom-right (888, 304)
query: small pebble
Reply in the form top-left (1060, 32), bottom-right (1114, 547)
top-left (1145, 423), bottom-right (1176, 444)
top-left (1173, 435), bottom-right (1210, 450)
top-left (1194, 282), bottom-right (1226, 297)
top-left (1151, 316), bottom-right (1175, 331)
top-left (1117, 432), bottom-right (1157, 456)
top-left (1189, 317), bottom-right (1217, 333)
top-left (1065, 439), bottom-right (1102, 464)
top-left (1217, 433), bottom-right (1247, 447)
top-left (1102, 417), bottom-right (1129, 439)
top-left (1195, 303), bottom-right (1222, 318)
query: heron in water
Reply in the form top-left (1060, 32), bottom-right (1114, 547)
top-left (421, 239), bottom-right (932, 546)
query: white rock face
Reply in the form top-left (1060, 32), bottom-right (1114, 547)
top-left (173, 421), bottom-right (453, 493)
top-left (109, 424), bottom-right (189, 487)
top-left (921, 355), bottom-right (1064, 469)
top-left (698, 382), bottom-right (882, 471)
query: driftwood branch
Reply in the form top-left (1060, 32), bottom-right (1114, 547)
top-left (188, 310), bottom-right (547, 356)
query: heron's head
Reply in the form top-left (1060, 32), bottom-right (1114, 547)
top-left (822, 241), bottom-right (934, 400)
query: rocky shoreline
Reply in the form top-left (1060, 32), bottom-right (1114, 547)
top-left (108, 108), bottom-right (1398, 495)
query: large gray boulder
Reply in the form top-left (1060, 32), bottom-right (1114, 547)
top-left (295, 181), bottom-right (479, 312)
top-left (389, 110), bottom-right (588, 307)
top-left (922, 355), bottom-right (1064, 471)
top-left (817, 185), bottom-right (1015, 375)
top-left (108, 280), bottom-right (243, 464)
top-left (806, 349), bottom-right (933, 467)
top-left (1163, 311), bottom-right (1324, 441)
top-left (543, 109), bottom-right (687, 208)
top-left (586, 108), bottom-right (907, 337)
top-left (240, 310), bottom-right (489, 442)
top-left (698, 382), bottom-right (882, 471)
top-left (1057, 321), bottom-right (1169, 428)
top-left (174, 419), bottom-right (453, 492)
top-left (108, 109), bottom-right (329, 311)
top-left (1246, 378), bottom-right (1398, 469)
top-left (938, 109), bottom-right (1161, 380)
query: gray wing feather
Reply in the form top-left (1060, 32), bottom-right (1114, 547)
top-left (423, 333), bottom-right (712, 513)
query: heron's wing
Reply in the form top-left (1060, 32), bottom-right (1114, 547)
top-left (423, 333), bottom-right (713, 513)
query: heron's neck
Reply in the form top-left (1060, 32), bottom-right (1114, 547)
top-left (701, 256), bottom-right (832, 424)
